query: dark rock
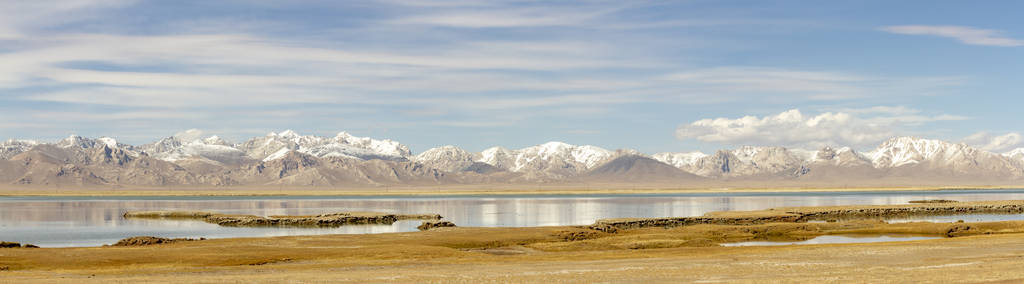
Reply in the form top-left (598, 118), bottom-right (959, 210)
top-left (418, 221), bottom-right (456, 231)
top-left (109, 236), bottom-right (202, 246)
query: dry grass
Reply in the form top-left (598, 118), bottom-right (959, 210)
top-left (6, 200), bottom-right (1024, 282)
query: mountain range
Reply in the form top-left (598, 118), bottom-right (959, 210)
top-left (2, 130), bottom-right (1024, 188)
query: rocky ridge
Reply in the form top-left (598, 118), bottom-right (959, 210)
top-left (1, 131), bottom-right (1023, 187)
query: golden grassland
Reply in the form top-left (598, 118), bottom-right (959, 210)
top-left (4, 201), bottom-right (1024, 282)
top-left (1, 183), bottom-right (1022, 197)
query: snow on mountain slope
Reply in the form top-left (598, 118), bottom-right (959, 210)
top-left (865, 137), bottom-right (1022, 177)
top-left (238, 130), bottom-right (412, 162)
top-left (477, 142), bottom-right (614, 177)
top-left (414, 145), bottom-right (480, 172)
top-left (651, 152), bottom-right (707, 168)
top-left (139, 131), bottom-right (251, 165)
top-left (0, 139), bottom-right (40, 160)
top-left (811, 146), bottom-right (871, 166)
top-left (867, 137), bottom-right (972, 168)
top-left (655, 146), bottom-right (813, 177)
top-left (55, 135), bottom-right (140, 157)
top-left (1005, 148), bottom-right (1024, 162)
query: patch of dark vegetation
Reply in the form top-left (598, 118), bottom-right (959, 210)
top-left (591, 201), bottom-right (1024, 232)
top-left (125, 211), bottom-right (442, 228)
top-left (247, 258), bottom-right (292, 266)
top-left (590, 215), bottom-right (803, 232)
top-left (946, 224), bottom-right (975, 237)
top-left (909, 200), bottom-right (958, 204)
top-left (108, 236), bottom-right (205, 247)
top-left (418, 221), bottom-right (457, 231)
top-left (556, 228), bottom-right (607, 241)
top-left (1, 241), bottom-right (39, 248)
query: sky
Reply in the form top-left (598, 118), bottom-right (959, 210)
top-left (0, 0), bottom-right (1022, 154)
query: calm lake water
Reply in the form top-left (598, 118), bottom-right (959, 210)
top-left (3, 189), bottom-right (1024, 247)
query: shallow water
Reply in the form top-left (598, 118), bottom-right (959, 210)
top-left (720, 235), bottom-right (940, 247)
top-left (886, 214), bottom-right (1024, 223)
top-left (3, 189), bottom-right (1024, 247)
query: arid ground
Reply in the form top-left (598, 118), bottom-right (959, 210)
top-left (3, 200), bottom-right (1024, 282)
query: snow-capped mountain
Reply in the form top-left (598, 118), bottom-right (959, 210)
top-left (866, 137), bottom-right (1010, 170)
top-left (414, 145), bottom-right (480, 173)
top-left (56, 135), bottom-right (133, 150)
top-left (237, 130), bottom-right (412, 162)
top-left (0, 139), bottom-right (40, 160)
top-left (867, 137), bottom-right (956, 168)
top-left (477, 142), bottom-right (615, 178)
top-left (140, 131), bottom-right (250, 166)
top-left (651, 152), bottom-right (707, 169)
top-left (810, 146), bottom-right (871, 167)
top-left (863, 137), bottom-right (1023, 177)
top-left (655, 146), bottom-right (814, 178)
top-left (1, 132), bottom-right (1023, 187)
top-left (1004, 148), bottom-right (1024, 162)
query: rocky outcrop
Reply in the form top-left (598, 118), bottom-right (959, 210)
top-left (590, 200), bottom-right (1024, 232)
top-left (417, 221), bottom-right (457, 231)
top-left (124, 211), bottom-right (442, 227)
top-left (0, 241), bottom-right (39, 248)
top-left (109, 236), bottom-right (203, 246)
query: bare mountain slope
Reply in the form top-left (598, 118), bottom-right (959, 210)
top-left (585, 155), bottom-right (704, 182)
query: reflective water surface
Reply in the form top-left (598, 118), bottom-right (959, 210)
top-left (3, 189), bottom-right (1024, 247)
top-left (721, 235), bottom-right (940, 247)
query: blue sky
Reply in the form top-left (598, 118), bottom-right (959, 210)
top-left (1, 0), bottom-right (1022, 154)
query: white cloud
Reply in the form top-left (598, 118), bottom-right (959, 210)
top-left (385, 1), bottom-right (623, 28)
top-left (0, 0), bottom-right (136, 39)
top-left (659, 67), bottom-right (964, 102)
top-left (676, 108), bottom-right (968, 149)
top-left (963, 132), bottom-right (1023, 153)
top-left (881, 25), bottom-right (1024, 47)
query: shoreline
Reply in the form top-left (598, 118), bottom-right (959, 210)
top-left (0, 184), bottom-right (1022, 197)
top-left (5, 200), bottom-right (1024, 281)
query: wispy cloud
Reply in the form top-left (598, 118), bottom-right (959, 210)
top-left (0, 1), bottom-right (990, 151)
top-left (880, 25), bottom-right (1024, 47)
top-left (659, 67), bottom-right (964, 102)
top-left (964, 132), bottom-right (1024, 153)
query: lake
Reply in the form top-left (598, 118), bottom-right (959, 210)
top-left (3, 189), bottom-right (1024, 247)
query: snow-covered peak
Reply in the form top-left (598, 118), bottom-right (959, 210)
top-left (58, 135), bottom-right (93, 148)
top-left (414, 145), bottom-right (480, 172)
top-left (0, 139), bottom-right (40, 160)
top-left (277, 129), bottom-right (301, 139)
top-left (96, 137), bottom-right (118, 148)
top-left (415, 145), bottom-right (474, 162)
top-left (866, 137), bottom-right (961, 168)
top-left (202, 135), bottom-right (230, 146)
top-left (3, 139), bottom-right (40, 146)
top-left (651, 151), bottom-right (707, 168)
top-left (240, 130), bottom-right (411, 162)
top-left (57, 135), bottom-right (131, 150)
top-left (811, 146), bottom-right (870, 166)
top-left (333, 131), bottom-right (411, 158)
top-left (476, 142), bottom-right (613, 173)
top-left (139, 133), bottom-right (248, 165)
top-left (731, 146), bottom-right (762, 163)
top-left (1005, 148), bottom-right (1024, 161)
